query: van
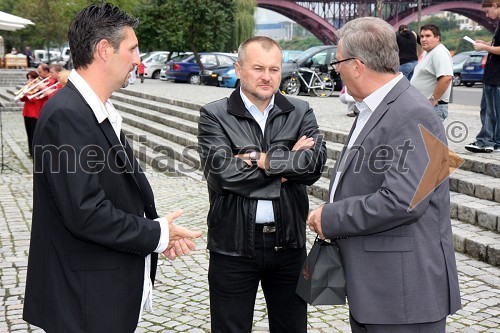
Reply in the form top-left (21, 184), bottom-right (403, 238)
top-left (33, 49), bottom-right (62, 66)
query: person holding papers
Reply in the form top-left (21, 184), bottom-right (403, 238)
top-left (465, 0), bottom-right (500, 153)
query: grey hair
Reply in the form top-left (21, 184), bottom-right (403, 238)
top-left (237, 36), bottom-right (282, 65)
top-left (336, 17), bottom-right (399, 74)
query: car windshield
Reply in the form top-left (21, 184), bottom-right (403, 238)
top-left (453, 53), bottom-right (470, 64)
top-left (465, 55), bottom-right (484, 65)
top-left (294, 47), bottom-right (325, 63)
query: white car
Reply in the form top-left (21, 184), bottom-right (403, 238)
top-left (142, 51), bottom-right (169, 79)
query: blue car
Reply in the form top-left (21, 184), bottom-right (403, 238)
top-left (165, 52), bottom-right (237, 85)
top-left (461, 51), bottom-right (487, 87)
top-left (218, 65), bottom-right (239, 88)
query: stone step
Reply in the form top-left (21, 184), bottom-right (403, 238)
top-left (112, 91), bottom-right (200, 124)
top-left (311, 174), bottom-right (500, 232)
top-left (118, 107), bottom-right (198, 151)
top-left (112, 99), bottom-right (198, 137)
top-left (121, 122), bottom-right (200, 172)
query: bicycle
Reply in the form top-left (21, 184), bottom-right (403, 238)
top-left (281, 64), bottom-right (335, 97)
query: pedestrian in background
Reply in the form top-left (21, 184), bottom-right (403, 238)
top-left (19, 70), bottom-right (43, 158)
top-left (396, 24), bottom-right (419, 80)
top-left (339, 85), bottom-right (357, 117)
top-left (410, 24), bottom-right (453, 121)
top-left (198, 36), bottom-right (327, 333)
top-left (308, 17), bottom-right (461, 333)
top-left (465, 0), bottom-right (500, 153)
top-left (138, 57), bottom-right (146, 83)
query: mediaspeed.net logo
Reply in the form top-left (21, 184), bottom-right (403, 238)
top-left (409, 124), bottom-right (464, 211)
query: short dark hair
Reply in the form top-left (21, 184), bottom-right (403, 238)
top-left (27, 70), bottom-right (38, 80)
top-left (420, 24), bottom-right (441, 39)
top-left (237, 36), bottom-right (282, 65)
top-left (398, 25), bottom-right (409, 33)
top-left (68, 3), bottom-right (138, 70)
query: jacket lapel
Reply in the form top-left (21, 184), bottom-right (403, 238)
top-left (330, 79), bottom-right (410, 198)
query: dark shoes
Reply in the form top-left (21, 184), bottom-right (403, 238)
top-left (465, 142), bottom-right (494, 153)
top-left (346, 111), bottom-right (357, 117)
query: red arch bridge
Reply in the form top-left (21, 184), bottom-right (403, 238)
top-left (257, 0), bottom-right (495, 44)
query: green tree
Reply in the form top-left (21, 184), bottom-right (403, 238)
top-left (136, 0), bottom-right (235, 69)
top-left (226, 0), bottom-right (256, 52)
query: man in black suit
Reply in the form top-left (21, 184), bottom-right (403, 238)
top-left (22, 4), bottom-right (201, 332)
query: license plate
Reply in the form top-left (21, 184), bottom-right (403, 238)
top-left (218, 76), bottom-right (222, 81)
top-left (466, 66), bottom-right (474, 70)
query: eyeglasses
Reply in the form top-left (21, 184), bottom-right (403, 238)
top-left (330, 58), bottom-right (363, 69)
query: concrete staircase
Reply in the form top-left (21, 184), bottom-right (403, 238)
top-left (0, 85), bottom-right (499, 267)
top-left (110, 88), bottom-right (500, 267)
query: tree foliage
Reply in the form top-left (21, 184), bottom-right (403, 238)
top-left (135, 0), bottom-right (236, 69)
top-left (0, 0), bottom-right (146, 53)
top-left (226, 0), bottom-right (256, 52)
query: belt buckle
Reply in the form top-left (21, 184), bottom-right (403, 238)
top-left (262, 225), bottom-right (276, 233)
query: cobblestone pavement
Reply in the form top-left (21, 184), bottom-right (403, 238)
top-left (1, 82), bottom-right (500, 332)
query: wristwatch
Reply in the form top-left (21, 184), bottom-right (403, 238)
top-left (429, 95), bottom-right (436, 102)
top-left (249, 151), bottom-right (260, 167)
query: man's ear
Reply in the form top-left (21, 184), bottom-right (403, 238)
top-left (235, 62), bottom-right (242, 78)
top-left (96, 39), bottom-right (111, 62)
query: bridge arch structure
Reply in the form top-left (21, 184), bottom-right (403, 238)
top-left (256, 0), bottom-right (495, 45)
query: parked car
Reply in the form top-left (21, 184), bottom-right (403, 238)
top-left (159, 53), bottom-right (192, 81)
top-left (165, 52), bottom-right (237, 84)
top-left (280, 45), bottom-right (343, 93)
top-left (452, 51), bottom-right (475, 86)
top-left (461, 51), bottom-right (487, 87)
top-left (282, 49), bottom-right (303, 62)
top-left (218, 65), bottom-right (239, 88)
top-left (200, 61), bottom-right (237, 87)
top-left (141, 51), bottom-right (169, 79)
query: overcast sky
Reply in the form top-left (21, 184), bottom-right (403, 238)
top-left (255, 8), bottom-right (295, 24)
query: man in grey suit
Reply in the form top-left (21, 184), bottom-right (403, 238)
top-left (307, 17), bottom-right (461, 332)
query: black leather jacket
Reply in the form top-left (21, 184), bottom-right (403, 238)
top-left (198, 89), bottom-right (327, 257)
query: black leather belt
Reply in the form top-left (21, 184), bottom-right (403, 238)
top-left (255, 223), bottom-right (276, 233)
top-left (437, 100), bottom-right (448, 105)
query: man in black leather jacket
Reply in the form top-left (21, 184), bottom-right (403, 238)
top-left (198, 36), bottom-right (327, 333)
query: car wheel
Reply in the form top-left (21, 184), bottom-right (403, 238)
top-left (464, 81), bottom-right (474, 87)
top-left (280, 76), bottom-right (300, 95)
top-left (453, 74), bottom-right (461, 86)
top-left (188, 73), bottom-right (201, 85)
top-left (152, 70), bottom-right (160, 79)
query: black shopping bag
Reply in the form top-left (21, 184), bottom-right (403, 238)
top-left (296, 237), bottom-right (346, 305)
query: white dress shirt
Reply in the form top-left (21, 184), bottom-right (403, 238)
top-left (240, 89), bottom-right (276, 224)
top-left (68, 70), bottom-right (169, 321)
top-left (330, 74), bottom-right (404, 202)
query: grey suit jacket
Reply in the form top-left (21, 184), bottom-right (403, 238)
top-left (321, 78), bottom-right (461, 324)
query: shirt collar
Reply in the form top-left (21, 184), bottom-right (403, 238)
top-left (68, 69), bottom-right (120, 125)
top-left (239, 88), bottom-right (275, 116)
top-left (358, 73), bottom-right (404, 113)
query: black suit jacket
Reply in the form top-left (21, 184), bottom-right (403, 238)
top-left (23, 81), bottom-right (162, 333)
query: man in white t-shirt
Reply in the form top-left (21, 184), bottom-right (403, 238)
top-left (410, 24), bottom-right (453, 121)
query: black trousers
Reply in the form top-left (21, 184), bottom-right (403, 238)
top-left (350, 312), bottom-right (447, 333)
top-left (24, 116), bottom-right (37, 157)
top-left (209, 228), bottom-right (307, 333)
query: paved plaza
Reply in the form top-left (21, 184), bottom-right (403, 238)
top-left (1, 81), bottom-right (500, 332)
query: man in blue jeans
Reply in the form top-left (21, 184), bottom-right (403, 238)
top-left (465, 0), bottom-right (500, 153)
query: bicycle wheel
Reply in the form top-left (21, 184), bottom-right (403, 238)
top-left (311, 74), bottom-right (334, 97)
top-left (281, 76), bottom-right (301, 96)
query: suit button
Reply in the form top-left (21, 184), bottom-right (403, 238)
top-left (138, 211), bottom-right (144, 216)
